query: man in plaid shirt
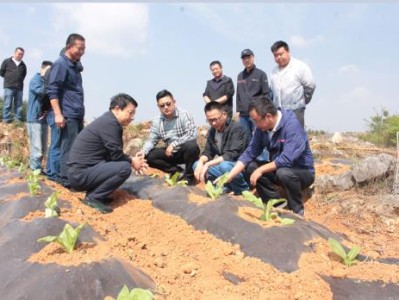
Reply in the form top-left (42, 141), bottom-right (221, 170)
top-left (140, 89), bottom-right (200, 184)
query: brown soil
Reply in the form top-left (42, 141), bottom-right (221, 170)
top-left (2, 123), bottom-right (399, 299)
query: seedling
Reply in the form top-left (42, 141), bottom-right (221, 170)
top-left (205, 173), bottom-right (230, 200)
top-left (117, 285), bottom-right (154, 300)
top-left (26, 169), bottom-right (41, 196)
top-left (44, 192), bottom-right (60, 218)
top-left (328, 238), bottom-right (361, 267)
top-left (18, 163), bottom-right (27, 174)
top-left (37, 223), bottom-right (85, 253)
top-left (242, 191), bottom-right (295, 225)
top-left (164, 172), bottom-right (187, 187)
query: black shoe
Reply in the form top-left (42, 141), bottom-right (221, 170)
top-left (102, 197), bottom-right (114, 204)
top-left (179, 174), bottom-right (196, 186)
top-left (273, 200), bottom-right (288, 209)
top-left (82, 197), bottom-right (113, 214)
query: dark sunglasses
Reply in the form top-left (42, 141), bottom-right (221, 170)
top-left (158, 102), bottom-right (173, 109)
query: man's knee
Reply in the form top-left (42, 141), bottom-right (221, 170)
top-left (219, 161), bottom-right (234, 173)
top-left (182, 140), bottom-right (200, 155)
top-left (119, 161), bottom-right (132, 179)
top-left (276, 168), bottom-right (296, 184)
top-left (246, 161), bottom-right (260, 176)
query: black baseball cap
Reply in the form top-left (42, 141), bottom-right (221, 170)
top-left (241, 49), bottom-right (254, 58)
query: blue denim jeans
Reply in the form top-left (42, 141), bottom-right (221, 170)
top-left (239, 115), bottom-right (269, 162)
top-left (193, 160), bottom-right (249, 195)
top-left (26, 122), bottom-right (48, 171)
top-left (46, 111), bottom-right (61, 180)
top-left (3, 88), bottom-right (23, 122)
top-left (239, 115), bottom-right (254, 144)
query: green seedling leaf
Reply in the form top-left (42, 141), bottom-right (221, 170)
top-left (328, 238), bottom-right (361, 267)
top-left (117, 285), bottom-right (154, 300)
top-left (37, 223), bottom-right (85, 253)
top-left (265, 198), bottom-right (286, 221)
top-left (26, 169), bottom-right (42, 196)
top-left (18, 163), bottom-right (27, 174)
top-left (44, 192), bottom-right (59, 218)
top-left (242, 191), bottom-right (264, 209)
top-left (279, 217), bottom-right (295, 225)
top-left (164, 172), bottom-right (187, 187)
top-left (205, 181), bottom-right (220, 200)
top-left (215, 173), bottom-right (229, 189)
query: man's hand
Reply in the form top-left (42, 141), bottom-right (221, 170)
top-left (165, 144), bottom-right (174, 157)
top-left (250, 168), bottom-right (263, 186)
top-left (131, 154), bottom-right (148, 175)
top-left (194, 161), bottom-right (203, 182)
top-left (55, 113), bottom-right (65, 128)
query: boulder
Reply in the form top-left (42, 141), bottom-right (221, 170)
top-left (352, 154), bottom-right (395, 184)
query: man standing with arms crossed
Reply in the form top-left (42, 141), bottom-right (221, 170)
top-left (47, 33), bottom-right (86, 188)
top-left (269, 40), bottom-right (316, 128)
top-left (1, 47), bottom-right (27, 123)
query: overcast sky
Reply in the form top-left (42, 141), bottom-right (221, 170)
top-left (0, 2), bottom-right (398, 132)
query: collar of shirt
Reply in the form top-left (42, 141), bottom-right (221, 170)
top-left (268, 110), bottom-right (282, 139)
top-left (12, 57), bottom-right (21, 66)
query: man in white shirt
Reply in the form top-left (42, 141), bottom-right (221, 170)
top-left (269, 41), bottom-right (316, 128)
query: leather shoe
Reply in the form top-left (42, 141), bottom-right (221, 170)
top-left (82, 197), bottom-right (113, 214)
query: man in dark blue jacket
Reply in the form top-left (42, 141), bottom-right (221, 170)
top-left (223, 97), bottom-right (314, 216)
top-left (47, 33), bottom-right (85, 188)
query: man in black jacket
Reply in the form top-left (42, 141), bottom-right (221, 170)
top-left (193, 102), bottom-right (249, 194)
top-left (67, 93), bottom-right (148, 213)
top-left (0, 47), bottom-right (27, 123)
top-left (203, 60), bottom-right (235, 120)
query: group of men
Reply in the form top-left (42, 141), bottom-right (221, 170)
top-left (4, 35), bottom-right (316, 216)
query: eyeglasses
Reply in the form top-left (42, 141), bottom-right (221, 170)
top-left (207, 115), bottom-right (223, 124)
top-left (158, 102), bottom-right (173, 109)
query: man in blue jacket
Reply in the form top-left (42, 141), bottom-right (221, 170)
top-left (26, 60), bottom-right (53, 172)
top-left (47, 33), bottom-right (85, 188)
top-left (223, 97), bottom-right (314, 216)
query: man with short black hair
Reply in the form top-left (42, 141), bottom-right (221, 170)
top-left (193, 102), bottom-right (249, 194)
top-left (236, 49), bottom-right (270, 142)
top-left (48, 33), bottom-right (86, 188)
top-left (223, 97), bottom-right (314, 216)
top-left (140, 89), bottom-right (200, 184)
top-left (0, 47), bottom-right (27, 123)
top-left (203, 60), bottom-right (235, 119)
top-left (269, 40), bottom-right (316, 128)
top-left (67, 93), bottom-right (148, 214)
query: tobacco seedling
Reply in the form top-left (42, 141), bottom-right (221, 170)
top-left (328, 238), bottom-right (361, 267)
top-left (44, 192), bottom-right (60, 218)
top-left (37, 223), bottom-right (85, 253)
top-left (242, 191), bottom-right (295, 225)
top-left (164, 172), bottom-right (187, 187)
top-left (18, 163), bottom-right (27, 174)
top-left (117, 285), bottom-right (154, 300)
top-left (205, 173), bottom-right (230, 200)
top-left (26, 169), bottom-right (41, 196)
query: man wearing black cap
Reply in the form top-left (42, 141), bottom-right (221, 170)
top-left (236, 49), bottom-right (270, 142)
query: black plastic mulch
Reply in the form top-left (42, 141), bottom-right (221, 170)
top-left (0, 168), bottom-right (155, 300)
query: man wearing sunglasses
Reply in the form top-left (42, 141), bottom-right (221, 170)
top-left (140, 89), bottom-right (200, 185)
top-left (193, 102), bottom-right (249, 194)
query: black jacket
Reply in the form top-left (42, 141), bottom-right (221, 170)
top-left (0, 57), bottom-right (27, 89)
top-left (202, 120), bottom-right (248, 162)
top-left (203, 76), bottom-right (235, 118)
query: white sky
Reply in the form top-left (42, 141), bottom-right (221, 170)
top-left (1, 2), bottom-right (398, 132)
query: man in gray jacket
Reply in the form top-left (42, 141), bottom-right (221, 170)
top-left (269, 41), bottom-right (316, 128)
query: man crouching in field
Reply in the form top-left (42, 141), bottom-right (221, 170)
top-left (67, 93), bottom-right (148, 214)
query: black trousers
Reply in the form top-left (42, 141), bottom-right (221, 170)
top-left (68, 160), bottom-right (132, 202)
top-left (146, 140), bottom-right (200, 176)
top-left (246, 161), bottom-right (314, 213)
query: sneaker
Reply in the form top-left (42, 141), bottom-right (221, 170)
top-left (296, 209), bottom-right (304, 217)
top-left (102, 197), bottom-right (114, 204)
top-left (82, 197), bottom-right (113, 214)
